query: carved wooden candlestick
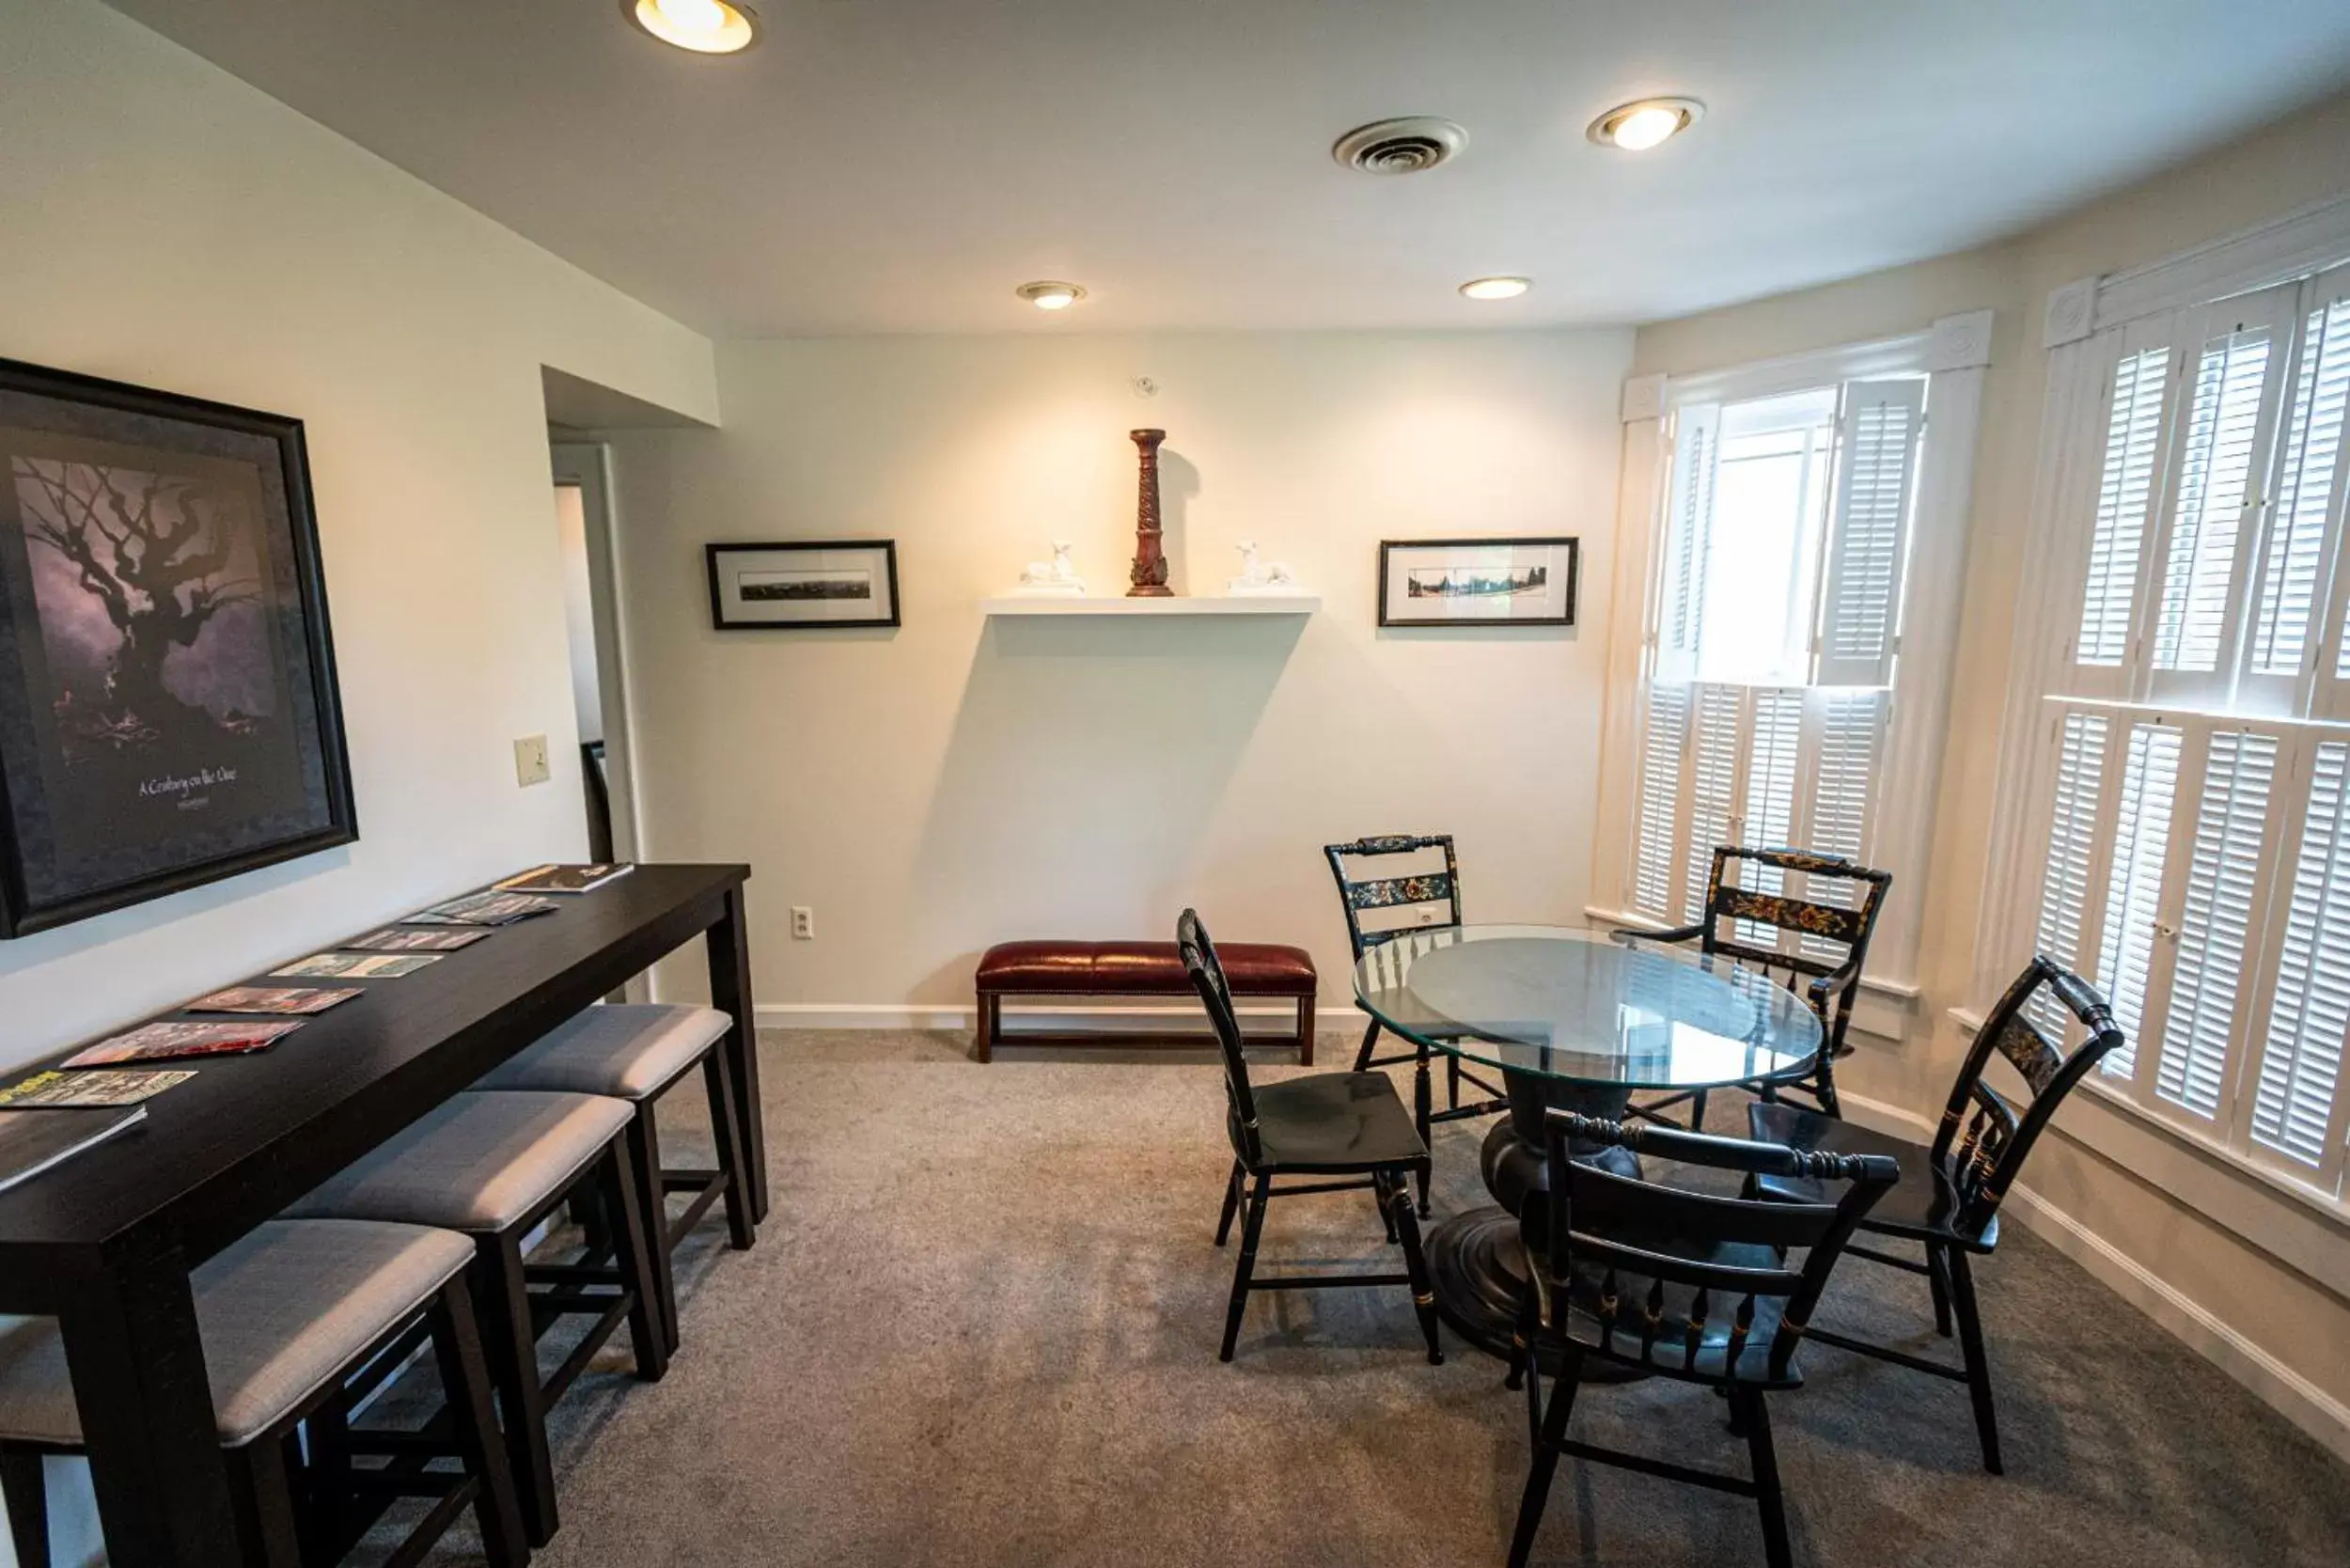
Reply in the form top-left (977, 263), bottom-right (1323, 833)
top-left (1126, 428), bottom-right (1171, 597)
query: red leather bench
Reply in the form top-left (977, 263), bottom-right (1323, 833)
top-left (973, 940), bottom-right (1316, 1064)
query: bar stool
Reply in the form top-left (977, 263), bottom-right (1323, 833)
top-left (0, 1219), bottom-right (523, 1568)
top-left (477, 1004), bottom-right (753, 1354)
top-left (287, 1090), bottom-right (666, 1547)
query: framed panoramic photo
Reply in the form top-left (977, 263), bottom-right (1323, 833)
top-left (1377, 537), bottom-right (1579, 628)
top-left (706, 540), bottom-right (900, 630)
top-left (0, 357), bottom-right (355, 938)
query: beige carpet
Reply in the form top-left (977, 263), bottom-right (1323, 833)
top-left (400, 1029), bottom-right (2348, 1567)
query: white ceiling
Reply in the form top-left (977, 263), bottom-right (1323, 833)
top-left (105, 0), bottom-right (2350, 337)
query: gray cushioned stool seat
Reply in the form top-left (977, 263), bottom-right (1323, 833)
top-left (0, 1219), bottom-right (470, 1448)
top-left (478, 1004), bottom-right (729, 1101)
top-left (288, 1091), bottom-right (632, 1233)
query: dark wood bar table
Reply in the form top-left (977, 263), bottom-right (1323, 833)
top-left (0, 862), bottom-right (762, 1567)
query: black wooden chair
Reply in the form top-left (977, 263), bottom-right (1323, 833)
top-left (1746, 955), bottom-right (2123, 1475)
top-left (1324, 835), bottom-right (1508, 1214)
top-left (1506, 1113), bottom-right (1898, 1568)
top-left (1618, 845), bottom-right (1891, 1129)
top-left (1177, 907), bottom-right (1442, 1366)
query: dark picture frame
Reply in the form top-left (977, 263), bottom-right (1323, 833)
top-left (706, 540), bottom-right (901, 631)
top-left (1377, 536), bottom-right (1579, 629)
top-left (0, 357), bottom-right (356, 938)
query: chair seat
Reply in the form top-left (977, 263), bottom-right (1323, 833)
top-left (1531, 1241), bottom-right (1801, 1388)
top-left (0, 1220), bottom-right (470, 1448)
top-left (288, 1091), bottom-right (632, 1233)
top-left (978, 939), bottom-right (1316, 995)
top-left (478, 1004), bottom-right (729, 1100)
top-left (1747, 1101), bottom-right (1994, 1250)
top-left (1246, 1072), bottom-right (1427, 1171)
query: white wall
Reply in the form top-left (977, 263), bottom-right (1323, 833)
top-left (0, 0), bottom-right (715, 1557)
top-left (1628, 90), bottom-right (2350, 1458)
top-left (604, 330), bottom-right (1630, 1017)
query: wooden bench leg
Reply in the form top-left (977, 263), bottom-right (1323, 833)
top-left (1295, 994), bottom-right (1315, 1065)
top-left (975, 994), bottom-right (997, 1063)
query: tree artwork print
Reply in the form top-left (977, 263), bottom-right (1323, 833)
top-left (0, 360), bottom-right (353, 936)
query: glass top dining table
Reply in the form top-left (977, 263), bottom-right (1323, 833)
top-left (1351, 923), bottom-right (1824, 1091)
top-left (1351, 924), bottom-right (1825, 1372)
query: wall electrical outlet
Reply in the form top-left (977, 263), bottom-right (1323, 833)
top-left (791, 905), bottom-right (815, 940)
top-left (513, 734), bottom-right (551, 788)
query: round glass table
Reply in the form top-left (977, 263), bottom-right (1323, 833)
top-left (1352, 924), bottom-right (1824, 1365)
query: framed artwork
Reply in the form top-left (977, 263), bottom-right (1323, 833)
top-left (0, 357), bottom-right (356, 937)
top-left (706, 540), bottom-right (900, 630)
top-left (1377, 537), bottom-right (1579, 628)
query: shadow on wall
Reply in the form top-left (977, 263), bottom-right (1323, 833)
top-left (1158, 447), bottom-right (1200, 595)
top-left (916, 613), bottom-right (1305, 961)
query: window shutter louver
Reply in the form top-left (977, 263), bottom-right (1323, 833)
top-left (2155, 730), bottom-right (2279, 1120)
top-left (1736, 688), bottom-right (1804, 944)
top-left (1656, 403), bottom-right (1721, 683)
top-left (2252, 739), bottom-right (2350, 1170)
top-left (2252, 283), bottom-right (2350, 681)
top-left (2029, 710), bottom-right (2112, 1034)
top-left (2077, 336), bottom-right (2174, 669)
top-left (1684, 683), bottom-right (1744, 924)
top-left (1814, 379), bottom-right (1925, 686)
top-left (1630, 683), bottom-right (1691, 918)
top-left (2097, 722), bottom-right (2185, 1080)
top-left (1796, 688), bottom-right (1886, 962)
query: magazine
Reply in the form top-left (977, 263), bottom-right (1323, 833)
top-left (0, 1069), bottom-right (196, 1108)
top-left (343, 927), bottom-right (490, 952)
top-left (272, 951), bottom-right (441, 980)
top-left (0, 1107), bottom-right (149, 1194)
top-left (402, 891), bottom-right (559, 927)
top-left (184, 986), bottom-right (359, 1017)
top-left (65, 1020), bottom-right (304, 1067)
top-left (494, 863), bottom-right (634, 896)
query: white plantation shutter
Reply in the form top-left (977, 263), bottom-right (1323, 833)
top-left (1630, 684), bottom-right (1691, 918)
top-left (1684, 683), bottom-right (1745, 922)
top-left (1794, 689), bottom-right (1886, 961)
top-left (1736, 688), bottom-right (1804, 942)
top-left (2096, 722), bottom-right (2184, 1081)
top-left (1814, 379), bottom-right (1925, 686)
top-left (2149, 288), bottom-right (2295, 698)
top-left (2029, 710), bottom-right (2112, 1033)
top-left (2249, 274), bottom-right (2350, 689)
top-left (2251, 738), bottom-right (2350, 1173)
top-left (1656, 403), bottom-right (1721, 683)
top-left (2154, 730), bottom-right (2280, 1120)
top-left (2076, 326), bottom-right (2176, 671)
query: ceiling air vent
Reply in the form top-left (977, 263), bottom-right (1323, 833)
top-left (1332, 117), bottom-right (1468, 176)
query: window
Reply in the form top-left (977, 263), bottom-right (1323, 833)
top-left (1621, 376), bottom-right (1922, 942)
top-left (2016, 257), bottom-right (2350, 1198)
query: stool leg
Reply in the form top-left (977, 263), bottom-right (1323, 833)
top-left (431, 1276), bottom-right (530, 1568)
top-left (477, 1238), bottom-right (560, 1547)
top-left (1, 1446), bottom-right (49, 1568)
top-left (225, 1438), bottom-right (304, 1568)
top-left (703, 1047), bottom-right (757, 1252)
top-left (625, 1107), bottom-right (682, 1359)
top-left (603, 1137), bottom-right (671, 1384)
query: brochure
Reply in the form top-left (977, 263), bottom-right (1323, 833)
top-left (402, 891), bottom-right (559, 927)
top-left (271, 951), bottom-right (441, 980)
top-left (0, 1069), bottom-right (196, 1108)
top-left (0, 1107), bottom-right (149, 1194)
top-left (343, 927), bottom-right (490, 952)
top-left (494, 863), bottom-right (634, 896)
top-left (184, 986), bottom-right (359, 1017)
top-left (64, 1020), bottom-right (304, 1067)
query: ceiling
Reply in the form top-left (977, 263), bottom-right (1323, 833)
top-left (105, 0), bottom-right (2350, 337)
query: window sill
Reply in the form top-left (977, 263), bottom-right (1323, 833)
top-left (1947, 1003), bottom-right (2350, 1294)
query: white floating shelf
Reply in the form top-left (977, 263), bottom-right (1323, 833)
top-left (982, 595), bottom-right (1319, 617)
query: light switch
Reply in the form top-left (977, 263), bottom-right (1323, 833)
top-left (514, 735), bottom-right (551, 787)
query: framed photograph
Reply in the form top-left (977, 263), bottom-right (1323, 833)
top-left (1377, 537), bottom-right (1578, 628)
top-left (0, 357), bottom-right (356, 938)
top-left (706, 541), bottom-right (900, 631)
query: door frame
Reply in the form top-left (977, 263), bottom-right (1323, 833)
top-left (550, 441), bottom-right (641, 865)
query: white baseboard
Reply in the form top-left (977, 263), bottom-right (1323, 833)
top-left (756, 1001), bottom-right (1313, 1034)
top-left (1838, 1091), bottom-right (2350, 1465)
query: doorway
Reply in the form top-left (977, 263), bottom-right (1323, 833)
top-left (549, 442), bottom-right (639, 868)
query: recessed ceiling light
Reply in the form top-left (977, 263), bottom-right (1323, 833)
top-left (624, 0), bottom-right (760, 55)
top-left (1016, 281), bottom-right (1087, 311)
top-left (1460, 276), bottom-right (1532, 302)
top-left (1588, 98), bottom-right (1703, 151)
